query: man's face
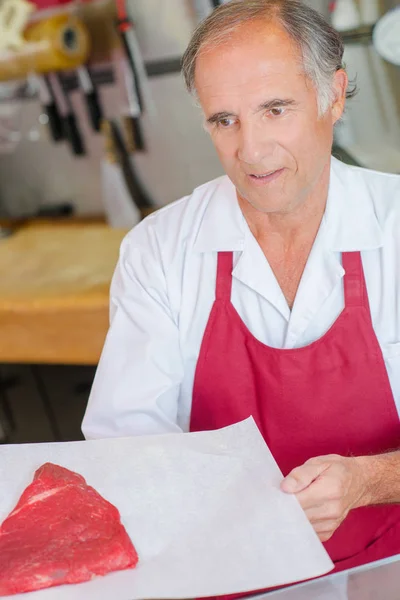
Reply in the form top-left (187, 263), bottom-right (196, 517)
top-left (195, 20), bottom-right (345, 214)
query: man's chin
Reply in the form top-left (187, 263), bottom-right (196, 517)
top-left (236, 187), bottom-right (286, 215)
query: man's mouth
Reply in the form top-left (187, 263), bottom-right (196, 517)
top-left (248, 168), bottom-right (284, 183)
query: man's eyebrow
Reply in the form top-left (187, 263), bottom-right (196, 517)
top-left (206, 111), bottom-right (236, 124)
top-left (256, 98), bottom-right (297, 112)
top-left (206, 99), bottom-right (297, 124)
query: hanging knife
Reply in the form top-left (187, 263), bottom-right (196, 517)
top-left (47, 72), bottom-right (86, 157)
top-left (102, 118), bottom-right (153, 211)
top-left (29, 74), bottom-right (64, 142)
top-left (115, 0), bottom-right (146, 151)
top-left (76, 65), bottom-right (103, 132)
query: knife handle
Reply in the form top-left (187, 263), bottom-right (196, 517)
top-left (85, 89), bottom-right (103, 132)
top-left (123, 115), bottom-right (146, 152)
top-left (64, 114), bottom-right (86, 156)
top-left (45, 102), bottom-right (65, 142)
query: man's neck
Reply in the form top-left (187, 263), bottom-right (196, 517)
top-left (236, 163), bottom-right (331, 309)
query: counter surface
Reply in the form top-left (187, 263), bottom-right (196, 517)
top-left (261, 554), bottom-right (400, 599)
top-left (0, 221), bottom-right (126, 365)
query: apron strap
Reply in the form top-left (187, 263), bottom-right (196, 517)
top-left (342, 251), bottom-right (371, 314)
top-left (216, 251), bottom-right (372, 312)
top-left (216, 252), bottom-right (233, 301)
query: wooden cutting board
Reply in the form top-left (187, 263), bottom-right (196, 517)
top-left (0, 221), bottom-right (127, 365)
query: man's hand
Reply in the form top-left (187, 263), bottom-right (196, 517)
top-left (280, 454), bottom-right (370, 542)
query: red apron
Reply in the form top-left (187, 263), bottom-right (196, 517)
top-left (190, 251), bottom-right (400, 589)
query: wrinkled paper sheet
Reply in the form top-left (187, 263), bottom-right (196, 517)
top-left (0, 418), bottom-right (333, 600)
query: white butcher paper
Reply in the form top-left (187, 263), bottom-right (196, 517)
top-left (0, 417), bottom-right (333, 600)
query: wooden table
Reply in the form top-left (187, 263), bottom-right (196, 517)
top-left (0, 221), bottom-right (127, 365)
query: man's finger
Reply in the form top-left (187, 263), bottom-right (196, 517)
top-left (295, 472), bottom-right (345, 511)
top-left (318, 531), bottom-right (335, 543)
top-left (281, 460), bottom-right (329, 494)
top-left (302, 503), bottom-right (329, 522)
top-left (313, 519), bottom-right (341, 534)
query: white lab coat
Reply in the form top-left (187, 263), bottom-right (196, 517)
top-left (82, 157), bottom-right (400, 439)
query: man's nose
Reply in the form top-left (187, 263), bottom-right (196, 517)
top-left (237, 121), bottom-right (270, 165)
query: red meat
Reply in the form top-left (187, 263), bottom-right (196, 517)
top-left (0, 463), bottom-right (138, 596)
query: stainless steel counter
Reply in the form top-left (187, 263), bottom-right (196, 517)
top-left (257, 555), bottom-right (400, 599)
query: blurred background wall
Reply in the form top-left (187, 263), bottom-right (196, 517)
top-left (0, 0), bottom-right (398, 219)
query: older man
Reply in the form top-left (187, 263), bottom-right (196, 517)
top-left (83, 0), bottom-right (400, 572)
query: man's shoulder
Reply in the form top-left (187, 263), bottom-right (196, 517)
top-left (333, 156), bottom-right (399, 189)
top-left (145, 175), bottom-right (227, 228)
top-left (333, 157), bottom-right (400, 223)
top-left (120, 175), bottom-right (229, 256)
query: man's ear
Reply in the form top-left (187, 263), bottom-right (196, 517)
top-left (331, 69), bottom-right (348, 124)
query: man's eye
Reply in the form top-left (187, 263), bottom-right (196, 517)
top-left (217, 117), bottom-right (235, 128)
top-left (269, 107), bottom-right (285, 117)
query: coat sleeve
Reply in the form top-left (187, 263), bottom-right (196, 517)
top-left (82, 227), bottom-right (184, 439)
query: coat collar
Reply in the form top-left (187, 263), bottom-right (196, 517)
top-left (193, 176), bottom-right (245, 253)
top-left (192, 157), bottom-right (384, 254)
top-left (323, 157), bottom-right (384, 251)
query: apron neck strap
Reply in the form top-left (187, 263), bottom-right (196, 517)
top-left (216, 252), bottom-right (233, 301)
top-left (342, 251), bottom-right (370, 311)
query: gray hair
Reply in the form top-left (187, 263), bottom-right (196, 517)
top-left (182, 0), bottom-right (357, 115)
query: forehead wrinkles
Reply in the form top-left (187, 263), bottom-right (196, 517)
top-left (197, 60), bottom-right (308, 118)
top-left (199, 66), bottom-right (304, 98)
top-left (195, 34), bottom-right (306, 102)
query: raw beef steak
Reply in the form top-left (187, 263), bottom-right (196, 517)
top-left (0, 463), bottom-right (138, 596)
